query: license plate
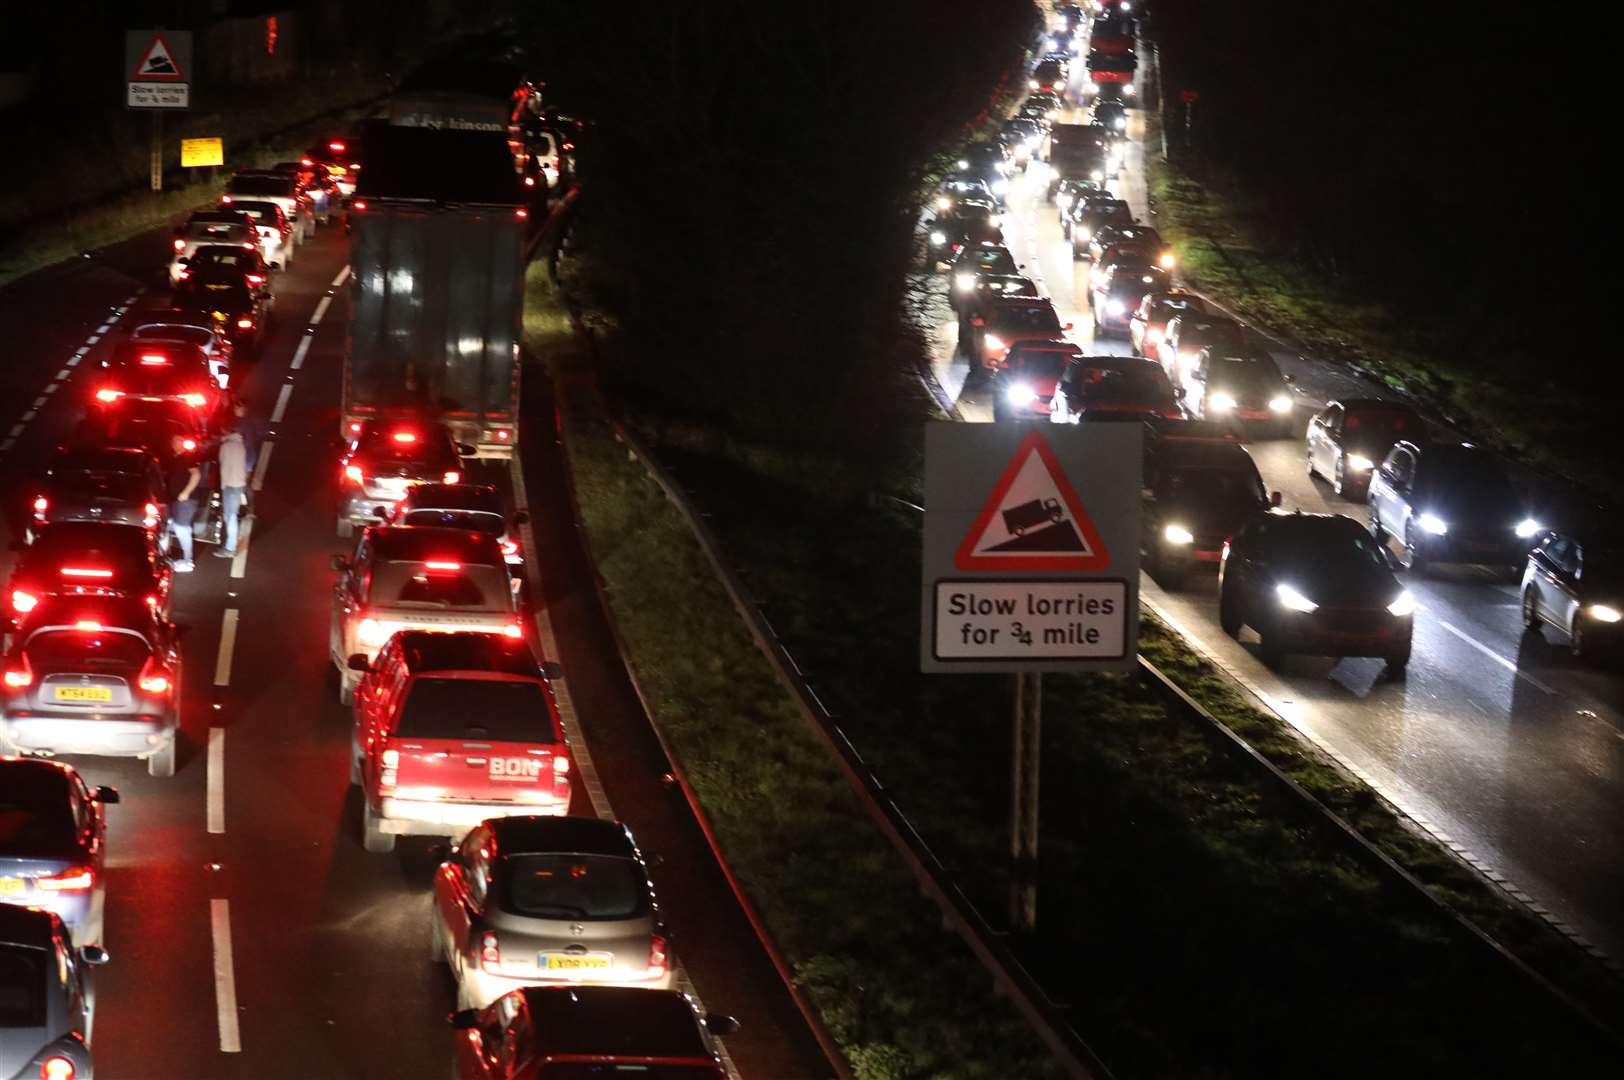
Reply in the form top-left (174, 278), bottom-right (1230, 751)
top-left (54, 686), bottom-right (113, 703)
top-left (205, 283), bottom-right (232, 291)
top-left (376, 478), bottom-right (409, 492)
top-left (542, 954), bottom-right (611, 971)
top-left (0, 878), bottom-right (24, 895)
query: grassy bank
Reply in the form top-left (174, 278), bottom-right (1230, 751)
top-left (1147, 159), bottom-right (1617, 502)
top-left (0, 76), bottom-right (386, 290)
top-left (526, 268), bottom-right (1061, 1080)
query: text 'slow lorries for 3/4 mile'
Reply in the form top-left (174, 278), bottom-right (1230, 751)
top-left (344, 95), bottom-right (528, 458)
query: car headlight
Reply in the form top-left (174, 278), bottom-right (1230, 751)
top-left (992, 178), bottom-right (1010, 195)
top-left (1006, 383), bottom-right (1037, 405)
top-left (1029, 79), bottom-right (1040, 90)
top-left (954, 272), bottom-right (976, 291)
top-left (1514, 518), bottom-right (1544, 539)
top-left (1089, 169), bottom-right (1104, 181)
top-left (956, 158), bottom-right (969, 170)
top-left (1587, 604), bottom-right (1623, 623)
top-left (1208, 392), bottom-right (1237, 412)
top-left (1058, 195), bottom-right (1075, 210)
top-left (1418, 513), bottom-right (1449, 535)
top-left (1146, 328), bottom-right (1163, 344)
top-left (1106, 299), bottom-right (1126, 317)
top-left (1275, 584), bottom-right (1319, 613)
top-left (1076, 226), bottom-right (1091, 241)
top-left (1114, 116), bottom-right (1127, 130)
top-left (1387, 590), bottom-right (1417, 617)
top-left (983, 333), bottom-right (1006, 352)
top-left (1159, 252), bottom-right (1176, 269)
top-left (1163, 524), bottom-right (1194, 545)
top-left (1123, 84), bottom-right (1136, 96)
top-left (935, 195), bottom-right (952, 212)
top-left (929, 230), bottom-right (947, 245)
top-left (1269, 395), bottom-right (1292, 414)
top-left (1345, 454), bottom-right (1374, 472)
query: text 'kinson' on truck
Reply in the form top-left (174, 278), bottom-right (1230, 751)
top-left (344, 101), bottom-right (528, 459)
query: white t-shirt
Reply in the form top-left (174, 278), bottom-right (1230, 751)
top-left (219, 432), bottom-right (248, 488)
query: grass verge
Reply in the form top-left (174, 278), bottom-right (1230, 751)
top-left (525, 266), bottom-right (1062, 1080)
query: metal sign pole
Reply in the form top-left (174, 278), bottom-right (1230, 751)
top-left (151, 111), bottom-right (163, 192)
top-left (1010, 670), bottom-right (1042, 932)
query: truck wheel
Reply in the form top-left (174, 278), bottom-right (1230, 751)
top-left (147, 735), bottom-right (178, 778)
top-left (363, 802), bottom-right (396, 853)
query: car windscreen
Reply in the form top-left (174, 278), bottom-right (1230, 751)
top-left (401, 509), bottom-right (505, 534)
top-left (395, 677), bottom-right (557, 741)
top-left (1159, 465), bottom-right (1266, 509)
top-left (230, 202), bottom-right (280, 224)
top-left (0, 772), bottom-right (75, 858)
top-left (1208, 354), bottom-right (1283, 387)
top-left (187, 222), bottom-right (247, 239)
top-left (1184, 321), bottom-right (1243, 344)
top-left (51, 469), bottom-right (147, 504)
top-left (1152, 299), bottom-right (1202, 321)
top-left (1418, 456), bottom-right (1518, 507)
top-left (1035, 62), bottom-right (1064, 80)
top-left (227, 177), bottom-right (292, 197)
top-left (1074, 365), bottom-right (1170, 402)
top-left (1008, 351), bottom-right (1072, 379)
top-left (994, 305), bottom-right (1061, 332)
top-left (968, 250), bottom-right (1017, 273)
top-left (134, 325), bottom-right (213, 347)
top-left (376, 563), bottom-right (505, 609)
top-left (502, 853), bottom-right (648, 920)
top-left (1262, 521), bottom-right (1389, 573)
top-left (0, 945), bottom-right (47, 1027)
top-left (26, 628), bottom-right (151, 670)
top-left (1342, 409), bottom-right (1417, 441)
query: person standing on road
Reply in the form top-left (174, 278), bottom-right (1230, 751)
top-left (214, 418), bottom-right (249, 559)
top-left (168, 436), bottom-right (201, 572)
top-left (231, 395), bottom-right (262, 478)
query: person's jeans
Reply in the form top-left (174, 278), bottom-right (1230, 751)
top-left (223, 486), bottom-right (247, 552)
top-left (170, 520), bottom-right (193, 563)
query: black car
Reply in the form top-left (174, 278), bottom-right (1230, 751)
top-left (999, 117), bottom-right (1045, 168)
top-left (927, 198), bottom-right (1000, 267)
top-left (1054, 177), bottom-right (1107, 222)
top-left (1066, 197), bottom-right (1133, 255)
top-left (1050, 356), bottom-right (1185, 425)
top-left (174, 267), bottom-right (272, 357)
top-left (6, 521), bottom-right (172, 623)
top-left (948, 242), bottom-right (1019, 310)
top-left (956, 144), bottom-right (1011, 205)
top-left (1091, 98), bottom-right (1129, 135)
top-left (1220, 512), bottom-right (1415, 673)
top-left (336, 420), bottom-right (470, 537)
top-left (1140, 423), bottom-right (1277, 590)
top-left (95, 340), bottom-right (221, 416)
top-left (1520, 528), bottom-right (1624, 659)
top-left (0, 904), bottom-right (106, 1080)
top-left (1180, 344), bottom-right (1295, 437)
top-left (128, 308), bottom-right (235, 390)
top-left (1305, 398), bottom-right (1426, 499)
top-left (388, 482), bottom-right (527, 567)
top-left (1367, 442), bottom-right (1540, 574)
top-left (29, 445), bottom-right (167, 542)
top-left (932, 175), bottom-right (995, 217)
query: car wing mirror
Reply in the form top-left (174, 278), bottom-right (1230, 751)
top-left (455, 443), bottom-right (477, 457)
top-left (347, 654), bottom-right (372, 673)
top-left (1172, 386), bottom-right (1186, 399)
top-left (448, 1009), bottom-right (479, 1030)
top-left (540, 661), bottom-right (564, 680)
top-left (94, 785), bottom-right (120, 805)
top-left (704, 1014), bottom-right (741, 1037)
top-left (1062, 322), bottom-right (1074, 331)
top-left (80, 944), bottom-right (110, 966)
top-left (1268, 491), bottom-right (1283, 508)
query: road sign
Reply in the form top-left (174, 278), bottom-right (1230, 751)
top-left (181, 137), bottom-right (223, 168)
top-left (922, 423), bottom-right (1141, 673)
top-left (126, 30), bottom-right (192, 111)
top-left (1181, 89), bottom-right (1200, 104)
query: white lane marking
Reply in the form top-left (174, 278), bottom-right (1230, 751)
top-left (32, 396), bottom-right (46, 408)
top-left (310, 296), bottom-right (332, 324)
top-left (207, 728), bottom-right (226, 834)
top-left (43, 383), bottom-right (59, 395)
top-left (96, 322), bottom-right (114, 334)
top-left (249, 441), bottom-right (274, 492)
top-left (84, 334), bottom-right (101, 345)
top-left (66, 356), bottom-right (82, 368)
top-left (289, 335), bottom-right (312, 370)
top-left (54, 369), bottom-right (70, 381)
top-left (209, 899), bottom-right (243, 1053)
top-left (0, 438), bottom-right (14, 452)
top-left (213, 609), bottom-right (239, 687)
top-left (230, 516), bottom-right (253, 580)
top-left (270, 382), bottom-right (293, 423)
top-left (20, 410), bottom-right (35, 422)
top-left (331, 266), bottom-right (350, 288)
top-left (73, 345), bottom-right (90, 356)
top-left (7, 423), bottom-right (23, 438)
top-left (1438, 620), bottom-right (1556, 695)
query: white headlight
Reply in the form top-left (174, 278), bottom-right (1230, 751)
top-left (1090, 169), bottom-right (1104, 181)
top-left (1123, 84), bottom-right (1136, 96)
top-left (954, 272), bottom-right (976, 291)
top-left (1163, 524), bottom-right (1194, 545)
top-left (1269, 395), bottom-right (1292, 414)
top-left (983, 333), bottom-right (1006, 352)
top-left (935, 195), bottom-right (951, 212)
top-left (1275, 584), bottom-right (1319, 613)
top-left (1514, 518), bottom-right (1544, 539)
top-left (1114, 116), bottom-right (1127, 130)
top-left (929, 231), bottom-right (947, 245)
top-left (957, 159), bottom-right (969, 170)
top-left (1208, 392), bottom-right (1237, 412)
top-left (1076, 226), bottom-right (1091, 240)
top-left (1387, 590), bottom-right (1417, 617)
top-left (1106, 299), bottom-right (1126, 317)
top-left (1029, 79), bottom-right (1040, 90)
top-left (988, 215), bottom-right (1002, 229)
top-left (1345, 454), bottom-right (1374, 472)
top-left (1006, 383), bottom-right (1037, 405)
top-left (1058, 195), bottom-right (1075, 210)
top-left (1588, 604), bottom-right (1623, 623)
top-left (1418, 513), bottom-right (1449, 535)
top-left (992, 178), bottom-right (1010, 195)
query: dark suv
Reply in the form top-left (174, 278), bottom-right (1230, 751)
top-left (1141, 423), bottom-right (1278, 590)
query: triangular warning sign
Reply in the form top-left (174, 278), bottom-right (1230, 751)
top-left (954, 429), bottom-right (1111, 571)
top-left (132, 34), bottom-right (185, 81)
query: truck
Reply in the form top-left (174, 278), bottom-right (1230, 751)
top-left (343, 109), bottom-right (527, 458)
top-left (1045, 123), bottom-right (1111, 195)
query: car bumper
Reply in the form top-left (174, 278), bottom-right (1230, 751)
top-left (1275, 611), bottom-right (1412, 658)
top-left (1416, 534), bottom-right (1529, 565)
top-left (2, 714), bottom-right (176, 757)
top-left (376, 797), bottom-right (568, 835)
top-left (0, 890), bottom-right (95, 937)
top-left (459, 961), bottom-right (674, 1010)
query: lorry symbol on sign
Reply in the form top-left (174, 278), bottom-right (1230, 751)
top-left (1002, 498), bottom-right (1064, 537)
top-left (955, 430), bottom-right (1110, 571)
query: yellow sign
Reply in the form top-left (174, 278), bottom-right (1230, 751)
top-left (181, 137), bottom-right (223, 167)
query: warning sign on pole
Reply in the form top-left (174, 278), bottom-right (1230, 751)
top-left (180, 137), bottom-right (223, 167)
top-left (126, 29), bottom-right (193, 110)
top-left (921, 423), bottom-right (1141, 673)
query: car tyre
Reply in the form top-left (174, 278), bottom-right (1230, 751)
top-left (362, 802), bottom-right (395, 853)
top-left (1569, 613), bottom-right (1587, 660)
top-left (1332, 456), bottom-right (1348, 498)
top-left (430, 908), bottom-right (447, 964)
top-left (1405, 523), bottom-right (1428, 575)
top-left (1218, 586), bottom-right (1243, 638)
top-left (1521, 586), bottom-right (1542, 636)
top-left (1385, 648), bottom-right (1410, 680)
top-left (147, 734), bottom-right (178, 778)
top-left (1306, 448), bottom-right (1319, 480)
top-left (1258, 630), bottom-right (1285, 670)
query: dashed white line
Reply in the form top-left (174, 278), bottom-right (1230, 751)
top-left (310, 296), bottom-right (333, 324)
top-left (209, 899), bottom-right (242, 1053)
top-left (289, 336), bottom-right (312, 370)
top-left (207, 728), bottom-right (226, 834)
top-left (19, 411), bottom-right (35, 422)
top-left (331, 266), bottom-right (350, 288)
top-left (54, 369), bottom-right (70, 381)
top-left (31, 396), bottom-right (46, 408)
top-left (43, 383), bottom-right (59, 396)
top-left (213, 609), bottom-right (239, 687)
top-left (229, 517), bottom-right (253, 580)
top-left (249, 441), bottom-right (274, 492)
top-left (270, 382), bottom-right (294, 424)
top-left (84, 334), bottom-right (101, 345)
top-left (65, 356), bottom-right (82, 367)
top-left (1438, 620), bottom-right (1557, 695)
top-left (7, 423), bottom-right (23, 438)
top-left (0, 438), bottom-right (14, 452)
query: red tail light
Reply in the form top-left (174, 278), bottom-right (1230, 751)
top-left (245, 273), bottom-right (265, 285)
top-left (352, 200), bottom-right (367, 211)
top-left (646, 935), bottom-right (669, 980)
top-left (176, 268), bottom-right (190, 280)
top-left (138, 656), bottom-right (173, 695)
top-left (3, 654), bottom-right (32, 689)
top-left (220, 194), bottom-right (233, 204)
top-left (494, 429), bottom-right (511, 442)
top-left (36, 865), bottom-right (95, 892)
top-left (480, 930), bottom-right (502, 973)
top-left (242, 242), bottom-right (256, 250)
top-left (182, 393), bottom-right (209, 408)
top-left (139, 354), bottom-right (169, 365)
top-left (442, 470), bottom-right (460, 485)
top-left (144, 502), bottom-right (160, 528)
top-left (500, 539), bottom-right (519, 557)
top-left (301, 157), bottom-right (314, 166)
top-left (60, 567), bottom-right (113, 579)
top-left (502, 621), bottom-right (523, 639)
top-left (329, 140), bottom-right (347, 152)
top-left (11, 590), bottom-right (39, 614)
top-left (344, 464), bottom-right (364, 484)
top-left (391, 431), bottom-right (417, 443)
top-left (515, 208), bottom-right (529, 219)
top-left (181, 438), bottom-right (198, 452)
top-left (95, 389), bottom-right (123, 403)
top-left (423, 561), bottom-right (462, 572)
top-left (236, 318), bottom-right (253, 330)
top-left (32, 495), bottom-right (47, 521)
top-left (523, 176), bottom-right (536, 188)
top-left (39, 1055), bottom-right (76, 1080)
top-left (348, 421), bottom-right (363, 434)
top-left (172, 238), bottom-right (186, 252)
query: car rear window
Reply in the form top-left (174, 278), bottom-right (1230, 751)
top-left (995, 305), bottom-right (1061, 332)
top-left (356, 429), bottom-right (455, 467)
top-left (0, 773), bottom-right (76, 858)
top-left (26, 628), bottom-right (151, 671)
top-left (1210, 353), bottom-right (1283, 382)
top-left (1343, 410), bottom-right (1415, 437)
top-left (190, 250), bottom-right (258, 271)
top-left (227, 176), bottom-right (292, 197)
top-left (111, 364), bottom-right (204, 396)
top-left (187, 222), bottom-right (247, 239)
top-left (51, 470), bottom-right (147, 505)
top-left (395, 678), bottom-right (558, 742)
top-left (0, 945), bottom-right (48, 1028)
top-left (376, 563), bottom-right (505, 608)
top-left (502, 854), bottom-right (647, 920)
top-left (133, 326), bottom-right (213, 347)
top-left (1260, 520), bottom-right (1388, 571)
top-left (401, 509), bottom-right (505, 535)
top-left (532, 992), bottom-right (709, 1058)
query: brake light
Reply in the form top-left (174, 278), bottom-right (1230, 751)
top-left (357, 617), bottom-right (389, 648)
top-left (515, 208), bottom-right (528, 219)
top-left (139, 354), bottom-right (169, 365)
top-left (423, 561), bottom-right (461, 571)
top-left (344, 464), bottom-right (364, 484)
top-left (3, 655), bottom-right (32, 689)
top-left (172, 238), bottom-right (186, 251)
top-left (32, 496), bottom-right (47, 521)
top-left (60, 567), bottom-right (114, 579)
top-left (75, 621), bottom-right (102, 632)
top-left (144, 502), bottom-right (160, 528)
top-left (348, 421), bottom-right (363, 434)
top-left (523, 175), bottom-right (536, 188)
top-left (329, 141), bottom-right (347, 152)
top-left (221, 194), bottom-right (233, 204)
top-left (502, 621), bottom-right (523, 639)
top-left (39, 1055), bottom-right (76, 1080)
top-left (236, 318), bottom-right (254, 330)
top-left (11, 590), bottom-right (38, 614)
top-left (442, 470), bottom-right (460, 485)
top-left (176, 268), bottom-right (190, 281)
top-left (391, 431), bottom-right (417, 443)
top-left (138, 656), bottom-right (173, 695)
top-left (181, 438), bottom-right (198, 452)
top-left (352, 200), bottom-right (367, 211)
top-left (480, 931), bottom-right (502, 973)
top-left (646, 935), bottom-right (669, 980)
top-left (36, 866), bottom-right (95, 892)
top-left (379, 745), bottom-right (398, 791)
top-left (494, 429), bottom-right (511, 441)
top-left (242, 242), bottom-right (256, 250)
top-left (182, 393), bottom-right (209, 408)
top-left (349, 163), bottom-right (361, 171)
top-left (500, 539), bottom-right (519, 557)
top-left (245, 273), bottom-right (265, 285)
top-left (553, 755), bottom-right (570, 775)
top-left (301, 157), bottom-right (314, 166)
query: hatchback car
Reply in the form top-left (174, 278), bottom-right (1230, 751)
top-left (0, 758), bottom-right (118, 946)
top-left (329, 527), bottom-right (523, 702)
top-left (948, 242), bottom-right (1020, 310)
top-left (93, 341), bottom-right (220, 417)
top-left (2, 596), bottom-right (183, 777)
top-left (1091, 265), bottom-right (1172, 335)
top-left (1367, 442), bottom-right (1540, 574)
top-left (336, 421), bottom-right (469, 538)
top-left (1157, 313), bottom-right (1246, 380)
top-left (1181, 345), bottom-right (1295, 436)
top-left (966, 296), bottom-right (1069, 370)
top-left (223, 171), bottom-right (312, 243)
top-left (8, 522), bottom-right (171, 624)
top-left (450, 987), bottom-right (736, 1080)
top-left (1066, 197), bottom-right (1133, 255)
top-left (173, 266), bottom-right (272, 357)
top-left (1520, 529), bottom-right (1624, 659)
top-left (1304, 398), bottom-right (1426, 500)
top-left (168, 210), bottom-right (257, 286)
top-left (222, 199), bottom-right (294, 268)
top-left (128, 309), bottom-right (235, 389)
top-left (1050, 356), bottom-right (1184, 424)
top-left (349, 632), bottom-right (570, 851)
top-left (1220, 512), bottom-right (1415, 673)
top-left (388, 483), bottom-right (527, 567)
top-left (434, 816), bottom-right (670, 1010)
top-left (28, 445), bottom-right (165, 546)
top-left (1141, 423), bottom-right (1277, 589)
top-left (0, 904), bottom-right (107, 1080)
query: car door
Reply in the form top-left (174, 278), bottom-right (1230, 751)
top-left (1551, 539), bottom-right (1583, 633)
top-left (1308, 404), bottom-right (1341, 476)
top-left (1370, 445), bottom-right (1408, 534)
top-left (436, 826), bottom-right (488, 972)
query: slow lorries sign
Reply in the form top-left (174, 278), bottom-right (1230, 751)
top-left (921, 423), bottom-right (1141, 673)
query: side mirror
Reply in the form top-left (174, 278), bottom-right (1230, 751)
top-left (540, 661), bottom-right (564, 680)
top-left (330, 555), bottom-right (350, 572)
top-left (1172, 386), bottom-right (1186, 399)
top-left (347, 654), bottom-right (371, 673)
top-left (511, 510), bottom-right (530, 527)
top-left (80, 945), bottom-right (110, 966)
top-left (94, 785), bottom-right (120, 805)
top-left (448, 1009), bottom-right (479, 1030)
top-left (456, 443), bottom-right (477, 457)
top-left (704, 1014), bottom-right (741, 1037)
top-left (1268, 491), bottom-right (1283, 508)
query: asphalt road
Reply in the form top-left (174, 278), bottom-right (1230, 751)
top-left (0, 213), bottom-right (833, 1076)
top-left (922, 55), bottom-right (1624, 964)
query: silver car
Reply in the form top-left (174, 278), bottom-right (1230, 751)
top-left (432, 816), bottom-right (672, 1010)
top-left (0, 905), bottom-right (107, 1080)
